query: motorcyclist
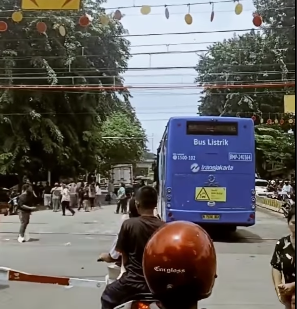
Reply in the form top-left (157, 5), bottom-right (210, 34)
top-left (101, 186), bottom-right (163, 309)
top-left (142, 221), bottom-right (217, 309)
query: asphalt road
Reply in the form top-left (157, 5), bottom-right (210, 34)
top-left (0, 205), bottom-right (288, 309)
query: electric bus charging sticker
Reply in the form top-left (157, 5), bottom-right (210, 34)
top-left (195, 187), bottom-right (226, 202)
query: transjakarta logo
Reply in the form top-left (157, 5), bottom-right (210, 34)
top-left (194, 138), bottom-right (228, 146)
top-left (191, 164), bottom-right (234, 172)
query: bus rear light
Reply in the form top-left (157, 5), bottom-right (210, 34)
top-left (249, 213), bottom-right (255, 219)
top-left (168, 212), bottom-right (173, 217)
top-left (251, 205), bottom-right (256, 210)
top-left (251, 197), bottom-right (255, 202)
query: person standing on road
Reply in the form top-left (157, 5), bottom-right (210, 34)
top-left (108, 180), bottom-right (115, 205)
top-left (61, 183), bottom-right (75, 216)
top-left (69, 181), bottom-right (78, 209)
top-left (89, 182), bottom-right (96, 210)
top-left (43, 182), bottom-right (52, 209)
top-left (115, 183), bottom-right (127, 214)
top-left (271, 206), bottom-right (295, 309)
top-left (17, 184), bottom-right (37, 243)
top-left (95, 182), bottom-right (102, 208)
top-left (51, 183), bottom-right (61, 212)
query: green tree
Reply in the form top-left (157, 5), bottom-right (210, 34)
top-left (255, 125), bottom-right (295, 177)
top-left (97, 111), bottom-right (147, 174)
top-left (0, 0), bottom-right (146, 179)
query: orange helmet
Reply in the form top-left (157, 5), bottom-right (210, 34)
top-left (143, 221), bottom-right (217, 309)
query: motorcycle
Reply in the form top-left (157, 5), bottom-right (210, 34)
top-left (8, 195), bottom-right (19, 215)
top-left (279, 194), bottom-right (294, 218)
top-left (114, 293), bottom-right (159, 309)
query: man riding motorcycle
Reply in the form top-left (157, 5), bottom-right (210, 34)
top-left (142, 220), bottom-right (217, 309)
top-left (100, 186), bottom-right (163, 309)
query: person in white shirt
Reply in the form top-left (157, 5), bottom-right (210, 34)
top-left (95, 182), bottom-right (102, 208)
top-left (282, 181), bottom-right (293, 195)
top-left (61, 183), bottom-right (75, 216)
top-left (51, 183), bottom-right (61, 212)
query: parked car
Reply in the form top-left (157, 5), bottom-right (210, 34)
top-left (255, 179), bottom-right (269, 196)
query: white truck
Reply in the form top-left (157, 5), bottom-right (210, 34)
top-left (110, 164), bottom-right (133, 187)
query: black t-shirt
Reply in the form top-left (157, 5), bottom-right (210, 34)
top-left (18, 193), bottom-right (33, 213)
top-left (271, 235), bottom-right (295, 283)
top-left (116, 216), bottom-right (164, 284)
top-left (44, 185), bottom-right (51, 194)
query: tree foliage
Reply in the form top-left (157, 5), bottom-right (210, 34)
top-left (195, 0), bottom-right (295, 174)
top-left (255, 125), bottom-right (295, 177)
top-left (195, 0), bottom-right (295, 119)
top-left (0, 0), bottom-right (146, 178)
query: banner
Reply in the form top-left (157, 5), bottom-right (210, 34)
top-left (21, 0), bottom-right (81, 10)
top-left (284, 95), bottom-right (295, 114)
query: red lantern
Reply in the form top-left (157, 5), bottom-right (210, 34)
top-left (79, 15), bottom-right (90, 27)
top-left (266, 118), bottom-right (272, 124)
top-left (0, 21), bottom-right (8, 32)
top-left (36, 22), bottom-right (47, 33)
top-left (251, 115), bottom-right (256, 121)
top-left (279, 119), bottom-right (285, 125)
top-left (253, 14), bottom-right (263, 27)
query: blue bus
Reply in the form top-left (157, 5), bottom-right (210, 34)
top-left (156, 116), bottom-right (256, 231)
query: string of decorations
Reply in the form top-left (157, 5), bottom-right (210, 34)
top-left (0, 1), bottom-right (263, 34)
top-left (230, 112), bottom-right (296, 125)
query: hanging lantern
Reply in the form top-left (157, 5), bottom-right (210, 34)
top-left (113, 10), bottom-right (122, 20)
top-left (59, 25), bottom-right (66, 36)
top-left (288, 118), bottom-right (294, 124)
top-left (253, 13), bottom-right (263, 27)
top-left (12, 11), bottom-right (23, 22)
top-left (100, 14), bottom-right (109, 25)
top-left (140, 5), bottom-right (151, 15)
top-left (274, 117), bottom-right (279, 124)
top-left (165, 7), bottom-right (169, 19)
top-left (279, 118), bottom-right (285, 125)
top-left (36, 21), bottom-right (47, 33)
top-left (266, 118), bottom-right (272, 125)
top-left (260, 117), bottom-right (264, 124)
top-left (210, 3), bottom-right (215, 22)
top-left (251, 115), bottom-right (256, 121)
top-left (0, 21), bottom-right (8, 32)
top-left (235, 2), bottom-right (243, 15)
top-left (185, 5), bottom-right (193, 25)
top-left (79, 15), bottom-right (90, 27)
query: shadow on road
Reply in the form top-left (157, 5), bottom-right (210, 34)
top-left (27, 238), bottom-right (40, 242)
top-left (209, 229), bottom-right (264, 243)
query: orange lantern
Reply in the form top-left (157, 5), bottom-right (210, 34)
top-left (36, 22), bottom-right (47, 33)
top-left (266, 118), bottom-right (272, 125)
top-left (79, 15), bottom-right (90, 27)
top-left (251, 115), bottom-right (256, 121)
top-left (253, 14), bottom-right (262, 27)
top-left (0, 21), bottom-right (8, 32)
top-left (279, 118), bottom-right (285, 125)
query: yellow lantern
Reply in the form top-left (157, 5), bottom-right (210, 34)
top-left (140, 5), bottom-right (151, 15)
top-left (235, 3), bottom-right (243, 15)
top-left (184, 13), bottom-right (193, 25)
top-left (100, 14), bottom-right (109, 25)
top-left (12, 11), bottom-right (23, 22)
top-left (59, 25), bottom-right (66, 36)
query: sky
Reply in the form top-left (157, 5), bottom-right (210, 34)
top-left (102, 0), bottom-right (256, 153)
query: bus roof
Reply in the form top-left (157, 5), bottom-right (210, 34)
top-left (168, 116), bottom-right (253, 123)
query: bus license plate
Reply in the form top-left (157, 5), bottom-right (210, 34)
top-left (202, 215), bottom-right (220, 220)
